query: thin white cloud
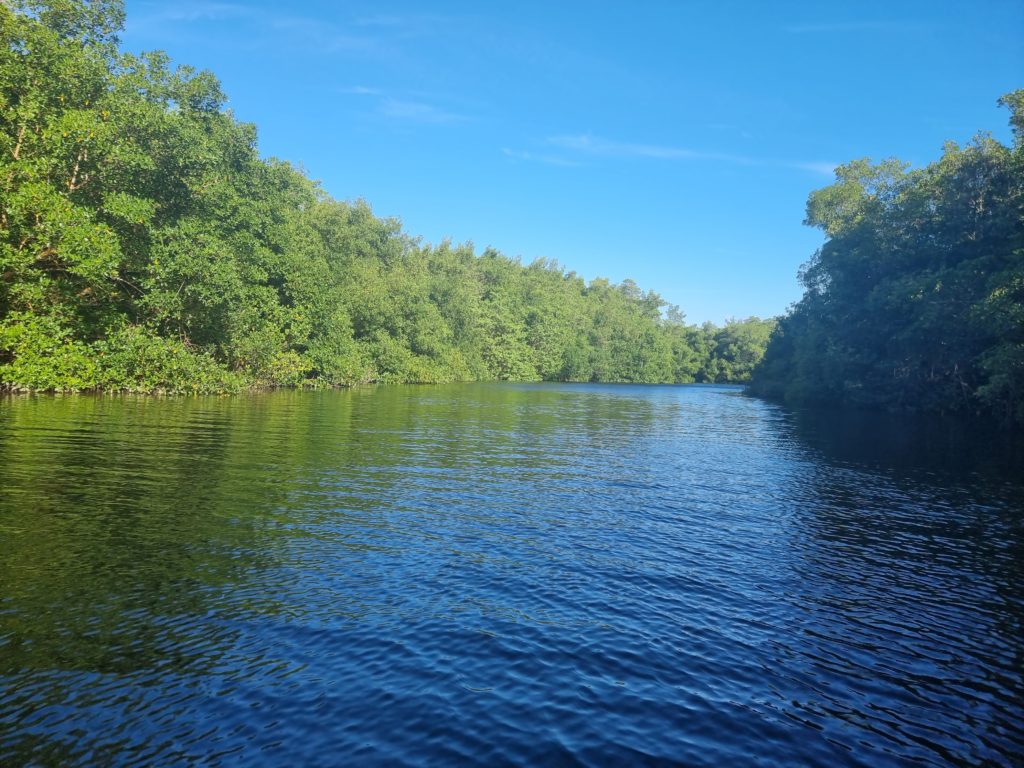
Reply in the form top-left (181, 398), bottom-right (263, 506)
top-left (544, 133), bottom-right (836, 175)
top-left (795, 161), bottom-right (838, 176)
top-left (501, 148), bottom-right (581, 167)
top-left (268, 17), bottom-right (384, 54)
top-left (547, 134), bottom-right (751, 164)
top-left (380, 98), bottom-right (466, 124)
top-left (339, 87), bottom-right (471, 125)
top-left (340, 86), bottom-right (383, 96)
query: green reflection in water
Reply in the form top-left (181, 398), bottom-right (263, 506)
top-left (0, 385), bottom-right (660, 677)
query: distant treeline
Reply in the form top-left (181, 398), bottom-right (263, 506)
top-left (750, 92), bottom-right (1024, 428)
top-left (0, 0), bottom-right (773, 393)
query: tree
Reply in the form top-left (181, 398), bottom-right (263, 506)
top-left (751, 91), bottom-right (1024, 427)
top-left (0, 0), bottom-right (769, 393)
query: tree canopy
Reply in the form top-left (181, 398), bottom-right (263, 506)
top-left (0, 0), bottom-right (773, 393)
top-left (750, 92), bottom-right (1024, 427)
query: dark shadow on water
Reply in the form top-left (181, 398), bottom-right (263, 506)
top-left (773, 401), bottom-right (1024, 482)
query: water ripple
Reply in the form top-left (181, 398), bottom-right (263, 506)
top-left (1, 384), bottom-right (1021, 766)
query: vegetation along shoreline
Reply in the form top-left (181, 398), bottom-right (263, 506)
top-left (1, 2), bottom-right (1021, 429)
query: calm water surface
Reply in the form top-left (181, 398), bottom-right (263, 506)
top-left (1, 384), bottom-right (1022, 766)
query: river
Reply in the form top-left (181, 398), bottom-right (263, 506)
top-left (1, 384), bottom-right (1021, 765)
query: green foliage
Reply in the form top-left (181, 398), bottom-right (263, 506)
top-left (0, 0), bottom-right (772, 394)
top-left (91, 324), bottom-right (243, 393)
top-left (0, 312), bottom-right (98, 390)
top-left (696, 317), bottom-right (777, 383)
top-left (751, 91), bottom-right (1024, 427)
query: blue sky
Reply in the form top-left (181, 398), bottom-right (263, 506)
top-left (121, 0), bottom-right (1023, 324)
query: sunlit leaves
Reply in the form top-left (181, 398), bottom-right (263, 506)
top-left (1, 0), bottom-right (774, 393)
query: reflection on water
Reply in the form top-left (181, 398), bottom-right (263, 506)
top-left (1, 384), bottom-right (1021, 766)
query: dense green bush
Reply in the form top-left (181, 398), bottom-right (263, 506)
top-left (751, 92), bottom-right (1024, 427)
top-left (0, 0), bottom-right (772, 394)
